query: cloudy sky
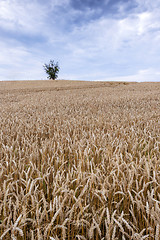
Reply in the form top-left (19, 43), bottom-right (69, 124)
top-left (0, 0), bottom-right (160, 81)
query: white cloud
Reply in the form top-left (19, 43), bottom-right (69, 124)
top-left (95, 68), bottom-right (160, 82)
top-left (136, 0), bottom-right (160, 11)
top-left (0, 39), bottom-right (46, 80)
top-left (0, 41), bottom-right (29, 66)
top-left (0, 0), bottom-right (160, 81)
top-left (49, 0), bottom-right (70, 8)
top-left (0, 0), bottom-right (48, 34)
top-left (137, 12), bottom-right (152, 35)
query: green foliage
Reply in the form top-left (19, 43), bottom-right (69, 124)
top-left (44, 60), bottom-right (60, 80)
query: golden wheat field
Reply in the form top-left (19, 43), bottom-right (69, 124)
top-left (0, 80), bottom-right (160, 240)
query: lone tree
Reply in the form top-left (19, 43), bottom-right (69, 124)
top-left (43, 60), bottom-right (60, 80)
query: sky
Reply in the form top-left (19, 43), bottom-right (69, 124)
top-left (0, 0), bottom-right (160, 81)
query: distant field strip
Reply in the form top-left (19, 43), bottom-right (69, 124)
top-left (0, 81), bottom-right (160, 240)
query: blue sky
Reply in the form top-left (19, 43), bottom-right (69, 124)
top-left (0, 0), bottom-right (160, 81)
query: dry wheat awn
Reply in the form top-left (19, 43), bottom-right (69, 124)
top-left (0, 81), bottom-right (159, 239)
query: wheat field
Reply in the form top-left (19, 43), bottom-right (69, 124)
top-left (0, 80), bottom-right (160, 240)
